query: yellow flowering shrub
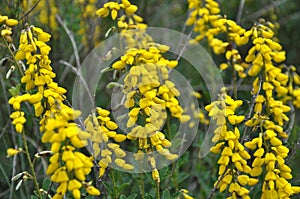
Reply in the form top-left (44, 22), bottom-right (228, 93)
top-left (1, 0), bottom-right (300, 198)
top-left (186, 0), bottom-right (300, 198)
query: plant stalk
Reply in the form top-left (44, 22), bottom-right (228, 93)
top-left (21, 131), bottom-right (42, 199)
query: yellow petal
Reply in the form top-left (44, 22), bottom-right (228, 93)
top-left (111, 9), bottom-right (118, 20)
top-left (112, 60), bottom-right (125, 70)
top-left (125, 5), bottom-right (137, 15)
top-left (114, 134), bottom-right (126, 142)
top-left (86, 186), bottom-right (100, 196)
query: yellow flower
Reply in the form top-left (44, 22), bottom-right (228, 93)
top-left (114, 134), bottom-right (127, 142)
top-left (0, 15), bottom-right (8, 23)
top-left (68, 179), bottom-right (82, 191)
top-left (151, 169), bottom-right (160, 182)
top-left (125, 4), bottom-right (137, 15)
top-left (6, 148), bottom-right (22, 157)
top-left (85, 185), bottom-right (100, 195)
top-left (112, 60), bottom-right (126, 70)
top-left (182, 190), bottom-right (194, 199)
top-left (72, 189), bottom-right (80, 199)
top-left (51, 167), bottom-right (69, 183)
top-left (228, 115), bottom-right (245, 125)
top-left (10, 111), bottom-right (26, 133)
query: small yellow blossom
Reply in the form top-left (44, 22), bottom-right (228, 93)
top-left (6, 148), bottom-right (22, 157)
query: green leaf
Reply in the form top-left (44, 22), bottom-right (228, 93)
top-left (30, 195), bottom-right (38, 199)
top-left (127, 194), bottom-right (137, 199)
top-left (144, 193), bottom-right (154, 199)
top-left (118, 182), bottom-right (130, 192)
top-left (177, 151), bottom-right (190, 167)
top-left (170, 123), bottom-right (178, 134)
top-left (162, 190), bottom-right (170, 199)
top-left (177, 172), bottom-right (189, 184)
top-left (42, 178), bottom-right (51, 190)
top-left (120, 194), bottom-right (127, 199)
top-left (102, 181), bottom-right (114, 194)
top-left (8, 84), bottom-right (21, 97)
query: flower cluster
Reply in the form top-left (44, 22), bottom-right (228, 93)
top-left (244, 127), bottom-right (300, 198)
top-left (96, 0), bottom-right (193, 194)
top-left (0, 14), bottom-right (18, 41)
top-left (206, 88), bottom-right (258, 198)
top-left (84, 107), bottom-right (134, 177)
top-left (9, 25), bottom-right (100, 198)
top-left (288, 65), bottom-right (300, 108)
top-left (186, 0), bottom-right (250, 77)
top-left (96, 0), bottom-right (138, 20)
top-left (42, 103), bottom-right (99, 199)
top-left (189, 0), bottom-right (300, 197)
top-left (242, 22), bottom-right (300, 198)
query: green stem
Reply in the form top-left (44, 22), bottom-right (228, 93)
top-left (139, 173), bottom-right (145, 199)
top-left (21, 131), bottom-right (42, 199)
top-left (2, 36), bottom-right (24, 76)
top-left (166, 118), bottom-right (178, 190)
top-left (156, 181), bottom-right (160, 199)
top-left (172, 165), bottom-right (178, 191)
top-left (111, 170), bottom-right (118, 199)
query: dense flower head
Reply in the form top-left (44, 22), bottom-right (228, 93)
top-left (279, 65), bottom-right (300, 108)
top-left (186, 0), bottom-right (253, 80)
top-left (187, 2), bottom-right (300, 196)
top-left (96, 0), bottom-right (199, 188)
top-left (0, 14), bottom-right (18, 42)
top-left (206, 88), bottom-right (257, 198)
top-left (9, 24), bottom-right (100, 198)
top-left (96, 0), bottom-right (138, 21)
top-left (84, 107), bottom-right (134, 177)
top-left (244, 125), bottom-right (300, 198)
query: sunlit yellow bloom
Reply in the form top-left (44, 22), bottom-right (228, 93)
top-left (6, 148), bottom-right (22, 157)
top-left (86, 185), bottom-right (100, 195)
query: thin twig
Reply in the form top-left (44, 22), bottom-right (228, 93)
top-left (18, 0), bottom-right (41, 21)
top-left (241, 77), bottom-right (263, 143)
top-left (285, 101), bottom-right (295, 138)
top-left (236, 0), bottom-right (245, 24)
top-left (22, 130), bottom-right (42, 198)
top-left (59, 44), bottom-right (83, 83)
top-left (176, 23), bottom-right (195, 62)
top-left (1, 37), bottom-right (24, 76)
top-left (246, 0), bottom-right (288, 22)
top-left (10, 152), bottom-right (18, 199)
top-left (175, 9), bottom-right (191, 55)
top-left (59, 60), bottom-right (94, 106)
top-left (55, 14), bottom-right (81, 68)
top-left (207, 172), bottom-right (226, 199)
top-left (0, 122), bottom-right (9, 139)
